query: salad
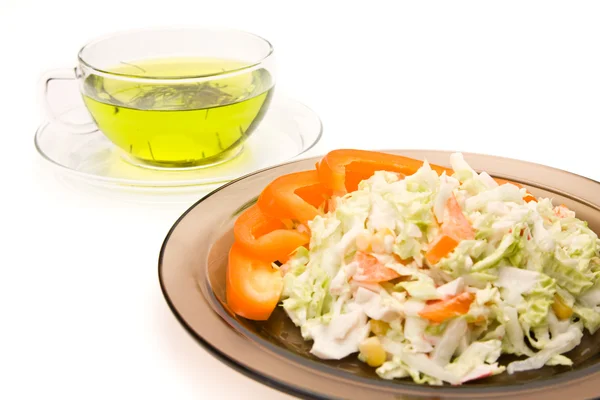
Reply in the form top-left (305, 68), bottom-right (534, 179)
top-left (226, 150), bottom-right (600, 385)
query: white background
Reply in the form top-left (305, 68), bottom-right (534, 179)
top-left (3, 1), bottom-right (600, 399)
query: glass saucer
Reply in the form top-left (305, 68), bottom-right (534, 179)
top-left (34, 95), bottom-right (322, 192)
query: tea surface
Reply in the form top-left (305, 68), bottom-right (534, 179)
top-left (82, 57), bottom-right (274, 167)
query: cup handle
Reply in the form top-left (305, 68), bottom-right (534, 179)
top-left (40, 68), bottom-right (98, 134)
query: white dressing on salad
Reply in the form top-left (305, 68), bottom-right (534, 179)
top-left (353, 287), bottom-right (401, 322)
top-left (437, 277), bottom-right (465, 297)
top-left (495, 267), bottom-right (540, 305)
top-left (279, 153), bottom-right (600, 385)
top-left (308, 308), bottom-right (370, 359)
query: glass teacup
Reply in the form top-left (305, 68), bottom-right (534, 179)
top-left (41, 28), bottom-right (276, 169)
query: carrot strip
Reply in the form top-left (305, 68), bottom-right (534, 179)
top-left (426, 235), bottom-right (460, 265)
top-left (419, 292), bottom-right (475, 323)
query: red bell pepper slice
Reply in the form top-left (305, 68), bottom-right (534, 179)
top-left (315, 149), bottom-right (449, 195)
top-left (226, 243), bottom-right (283, 321)
top-left (233, 204), bottom-right (309, 263)
top-left (257, 170), bottom-right (331, 225)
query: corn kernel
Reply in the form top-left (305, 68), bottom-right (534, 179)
top-left (371, 231), bottom-right (387, 253)
top-left (356, 232), bottom-right (372, 252)
top-left (381, 228), bottom-right (395, 237)
top-left (370, 320), bottom-right (390, 336)
top-left (358, 336), bottom-right (387, 367)
top-left (552, 294), bottom-right (573, 320)
top-left (371, 229), bottom-right (395, 254)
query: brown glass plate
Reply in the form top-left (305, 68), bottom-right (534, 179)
top-left (159, 150), bottom-right (600, 400)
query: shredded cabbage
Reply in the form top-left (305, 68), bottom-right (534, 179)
top-left (278, 152), bottom-right (600, 385)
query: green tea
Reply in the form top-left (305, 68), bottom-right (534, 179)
top-left (82, 57), bottom-right (274, 167)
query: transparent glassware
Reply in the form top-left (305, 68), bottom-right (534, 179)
top-left (41, 27), bottom-right (276, 169)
